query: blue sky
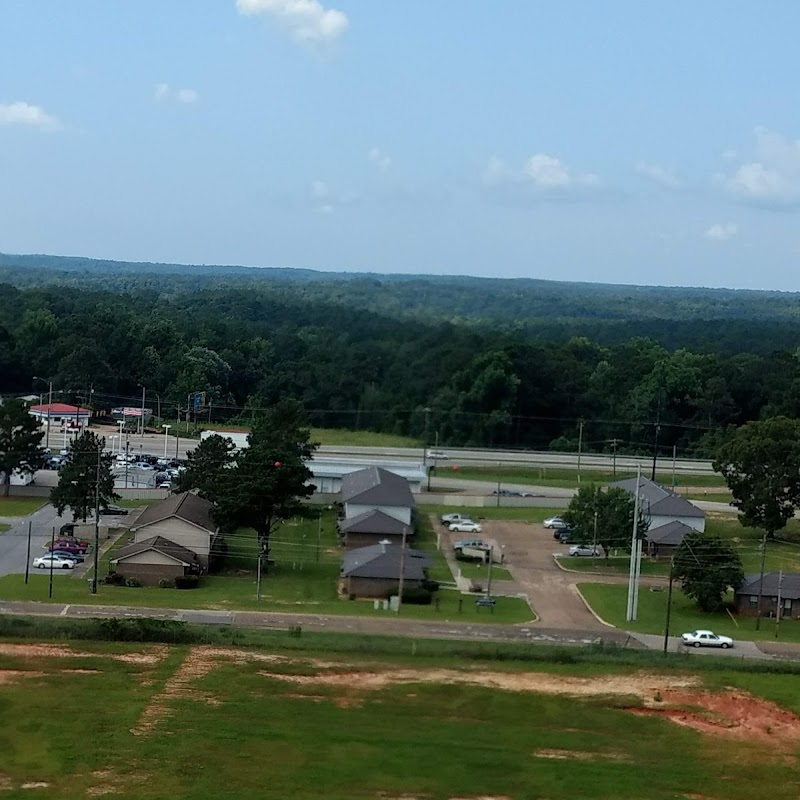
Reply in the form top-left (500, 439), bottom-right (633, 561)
top-left (2, 1), bottom-right (800, 290)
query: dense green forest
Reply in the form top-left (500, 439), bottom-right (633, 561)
top-left (2, 252), bottom-right (800, 458)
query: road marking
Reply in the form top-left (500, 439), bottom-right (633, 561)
top-left (60, 605), bottom-right (70, 617)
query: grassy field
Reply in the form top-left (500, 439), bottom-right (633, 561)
top-left (579, 581), bottom-right (800, 643)
top-left (441, 464), bottom-right (727, 489)
top-left (0, 523), bottom-right (9, 534)
top-left (0, 497), bottom-right (46, 516)
top-left (0, 510), bottom-right (532, 624)
top-left (311, 427), bottom-right (422, 447)
top-left (0, 639), bottom-right (799, 799)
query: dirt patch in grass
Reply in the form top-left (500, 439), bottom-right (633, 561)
top-left (636, 689), bottom-right (800, 749)
top-left (0, 643), bottom-right (167, 665)
top-left (533, 749), bottom-right (631, 762)
top-left (0, 670), bottom-right (44, 685)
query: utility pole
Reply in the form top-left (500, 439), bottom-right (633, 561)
top-left (486, 545), bottom-right (494, 597)
top-left (426, 430), bottom-right (439, 492)
top-left (496, 462), bottom-right (502, 508)
top-left (396, 529), bottom-right (408, 614)
top-left (755, 532), bottom-right (768, 631)
top-left (33, 377), bottom-right (53, 451)
top-left (775, 569), bottom-right (784, 638)
top-left (139, 385), bottom-right (146, 435)
top-left (591, 510), bottom-right (598, 569)
top-left (663, 558), bottom-right (675, 655)
top-left (671, 444), bottom-right (677, 489)
top-left (626, 465), bottom-right (642, 621)
top-left (91, 442), bottom-right (101, 594)
top-left (256, 546), bottom-right (263, 601)
top-left (576, 420), bottom-right (584, 484)
top-left (124, 431), bottom-right (130, 489)
top-left (49, 526), bottom-right (55, 599)
top-left (422, 407), bottom-right (431, 469)
top-left (24, 521), bottom-right (32, 584)
top-left (651, 423), bottom-right (661, 482)
top-left (316, 512), bottom-right (322, 563)
top-left (610, 438), bottom-right (619, 478)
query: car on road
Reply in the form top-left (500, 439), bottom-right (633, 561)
top-left (426, 450), bottom-right (448, 460)
top-left (491, 489), bottom-right (522, 497)
top-left (543, 516), bottom-right (568, 529)
top-left (453, 538), bottom-right (485, 550)
top-left (681, 630), bottom-right (733, 649)
top-left (102, 505), bottom-right (129, 516)
top-left (33, 555), bottom-right (75, 570)
top-left (449, 521), bottom-right (482, 533)
top-left (568, 544), bottom-right (603, 557)
top-left (49, 550), bottom-right (85, 563)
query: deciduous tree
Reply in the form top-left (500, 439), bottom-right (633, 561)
top-left (176, 434), bottom-right (236, 500)
top-left (672, 531), bottom-right (744, 612)
top-left (564, 484), bottom-right (648, 559)
top-left (50, 431), bottom-right (117, 521)
top-left (714, 416), bottom-right (800, 540)
top-left (0, 398), bottom-right (44, 497)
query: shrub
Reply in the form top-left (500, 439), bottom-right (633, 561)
top-left (125, 577), bottom-right (142, 588)
top-left (103, 572), bottom-right (126, 586)
top-left (421, 579), bottom-right (440, 593)
top-left (174, 574), bottom-right (200, 590)
top-left (158, 578), bottom-right (174, 589)
top-left (399, 587), bottom-right (433, 605)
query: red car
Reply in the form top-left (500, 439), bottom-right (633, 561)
top-left (48, 539), bottom-right (88, 555)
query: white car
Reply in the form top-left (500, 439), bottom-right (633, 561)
top-left (33, 555), bottom-right (75, 570)
top-left (543, 516), bottom-right (568, 529)
top-left (568, 544), bottom-right (603, 557)
top-left (681, 630), bottom-right (733, 649)
top-left (449, 521), bottom-right (482, 533)
top-left (427, 450), bottom-right (448, 460)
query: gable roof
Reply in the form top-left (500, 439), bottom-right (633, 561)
top-left (111, 535), bottom-right (200, 567)
top-left (645, 520), bottom-right (693, 546)
top-left (340, 466), bottom-right (414, 508)
top-left (339, 509), bottom-right (413, 537)
top-left (131, 492), bottom-right (217, 533)
top-left (736, 572), bottom-right (800, 600)
top-left (341, 543), bottom-right (431, 580)
top-left (611, 476), bottom-right (704, 519)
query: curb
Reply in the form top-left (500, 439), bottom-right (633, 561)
top-left (573, 585), bottom-right (617, 629)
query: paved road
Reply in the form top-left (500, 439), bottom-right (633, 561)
top-left (90, 426), bottom-right (719, 476)
top-left (0, 503), bottom-right (75, 577)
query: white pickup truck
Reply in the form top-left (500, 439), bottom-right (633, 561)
top-left (441, 512), bottom-right (472, 526)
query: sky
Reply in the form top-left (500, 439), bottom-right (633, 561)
top-left (2, 1), bottom-right (800, 290)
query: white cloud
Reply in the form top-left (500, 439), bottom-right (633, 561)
top-left (368, 146), bottom-right (391, 172)
top-left (484, 153), bottom-right (599, 192)
top-left (236, 0), bottom-right (348, 44)
top-left (635, 161), bottom-right (681, 189)
top-left (724, 128), bottom-right (800, 205)
top-left (0, 101), bottom-right (60, 131)
top-left (154, 84), bottom-right (200, 105)
top-left (704, 222), bottom-right (738, 241)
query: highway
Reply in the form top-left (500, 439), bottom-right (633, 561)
top-left (95, 426), bottom-right (718, 477)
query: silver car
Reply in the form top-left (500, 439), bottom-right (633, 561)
top-left (681, 630), bottom-right (733, 649)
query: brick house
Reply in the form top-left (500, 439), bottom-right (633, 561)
top-left (338, 509), bottom-right (413, 550)
top-left (110, 536), bottom-right (201, 586)
top-left (735, 573), bottom-right (800, 618)
top-left (339, 542), bottom-right (431, 599)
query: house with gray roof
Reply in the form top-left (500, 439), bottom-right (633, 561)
top-left (611, 476), bottom-right (705, 532)
top-left (338, 508), bottom-right (413, 550)
top-left (110, 536), bottom-right (201, 586)
top-left (340, 542), bottom-right (432, 598)
top-left (340, 466), bottom-right (414, 525)
top-left (644, 520), bottom-right (694, 558)
top-left (130, 491), bottom-right (218, 567)
top-left (735, 573), bottom-right (800, 618)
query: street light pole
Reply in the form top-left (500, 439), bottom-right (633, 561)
top-left (33, 377), bottom-right (53, 451)
top-left (162, 424), bottom-right (172, 458)
top-left (92, 442), bottom-right (101, 594)
top-left (139, 385), bottom-right (146, 435)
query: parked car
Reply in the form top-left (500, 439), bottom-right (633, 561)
top-left (49, 541), bottom-right (87, 556)
top-left (453, 538), bottom-right (485, 550)
top-left (441, 513), bottom-right (472, 526)
top-left (132, 461), bottom-right (153, 470)
top-left (50, 550), bottom-right (85, 563)
top-left (426, 450), bottom-right (448, 460)
top-left (543, 516), bottom-right (568, 529)
top-left (681, 630), bottom-right (733, 649)
top-left (102, 505), bottom-right (129, 516)
top-left (33, 555), bottom-right (75, 570)
top-left (553, 527), bottom-right (574, 543)
top-left (449, 521), bottom-right (483, 533)
top-left (569, 544), bottom-right (603, 557)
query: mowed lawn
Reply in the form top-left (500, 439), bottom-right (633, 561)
top-left (579, 582), bottom-right (800, 643)
top-left (0, 497), bottom-right (46, 516)
top-left (0, 509), bottom-right (532, 624)
top-left (1, 642), bottom-right (799, 799)
top-left (311, 427), bottom-right (422, 447)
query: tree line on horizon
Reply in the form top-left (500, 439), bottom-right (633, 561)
top-left (3, 268), bottom-right (800, 457)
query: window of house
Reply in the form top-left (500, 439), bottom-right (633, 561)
top-left (749, 596), bottom-right (758, 605)
top-left (784, 599), bottom-right (792, 612)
